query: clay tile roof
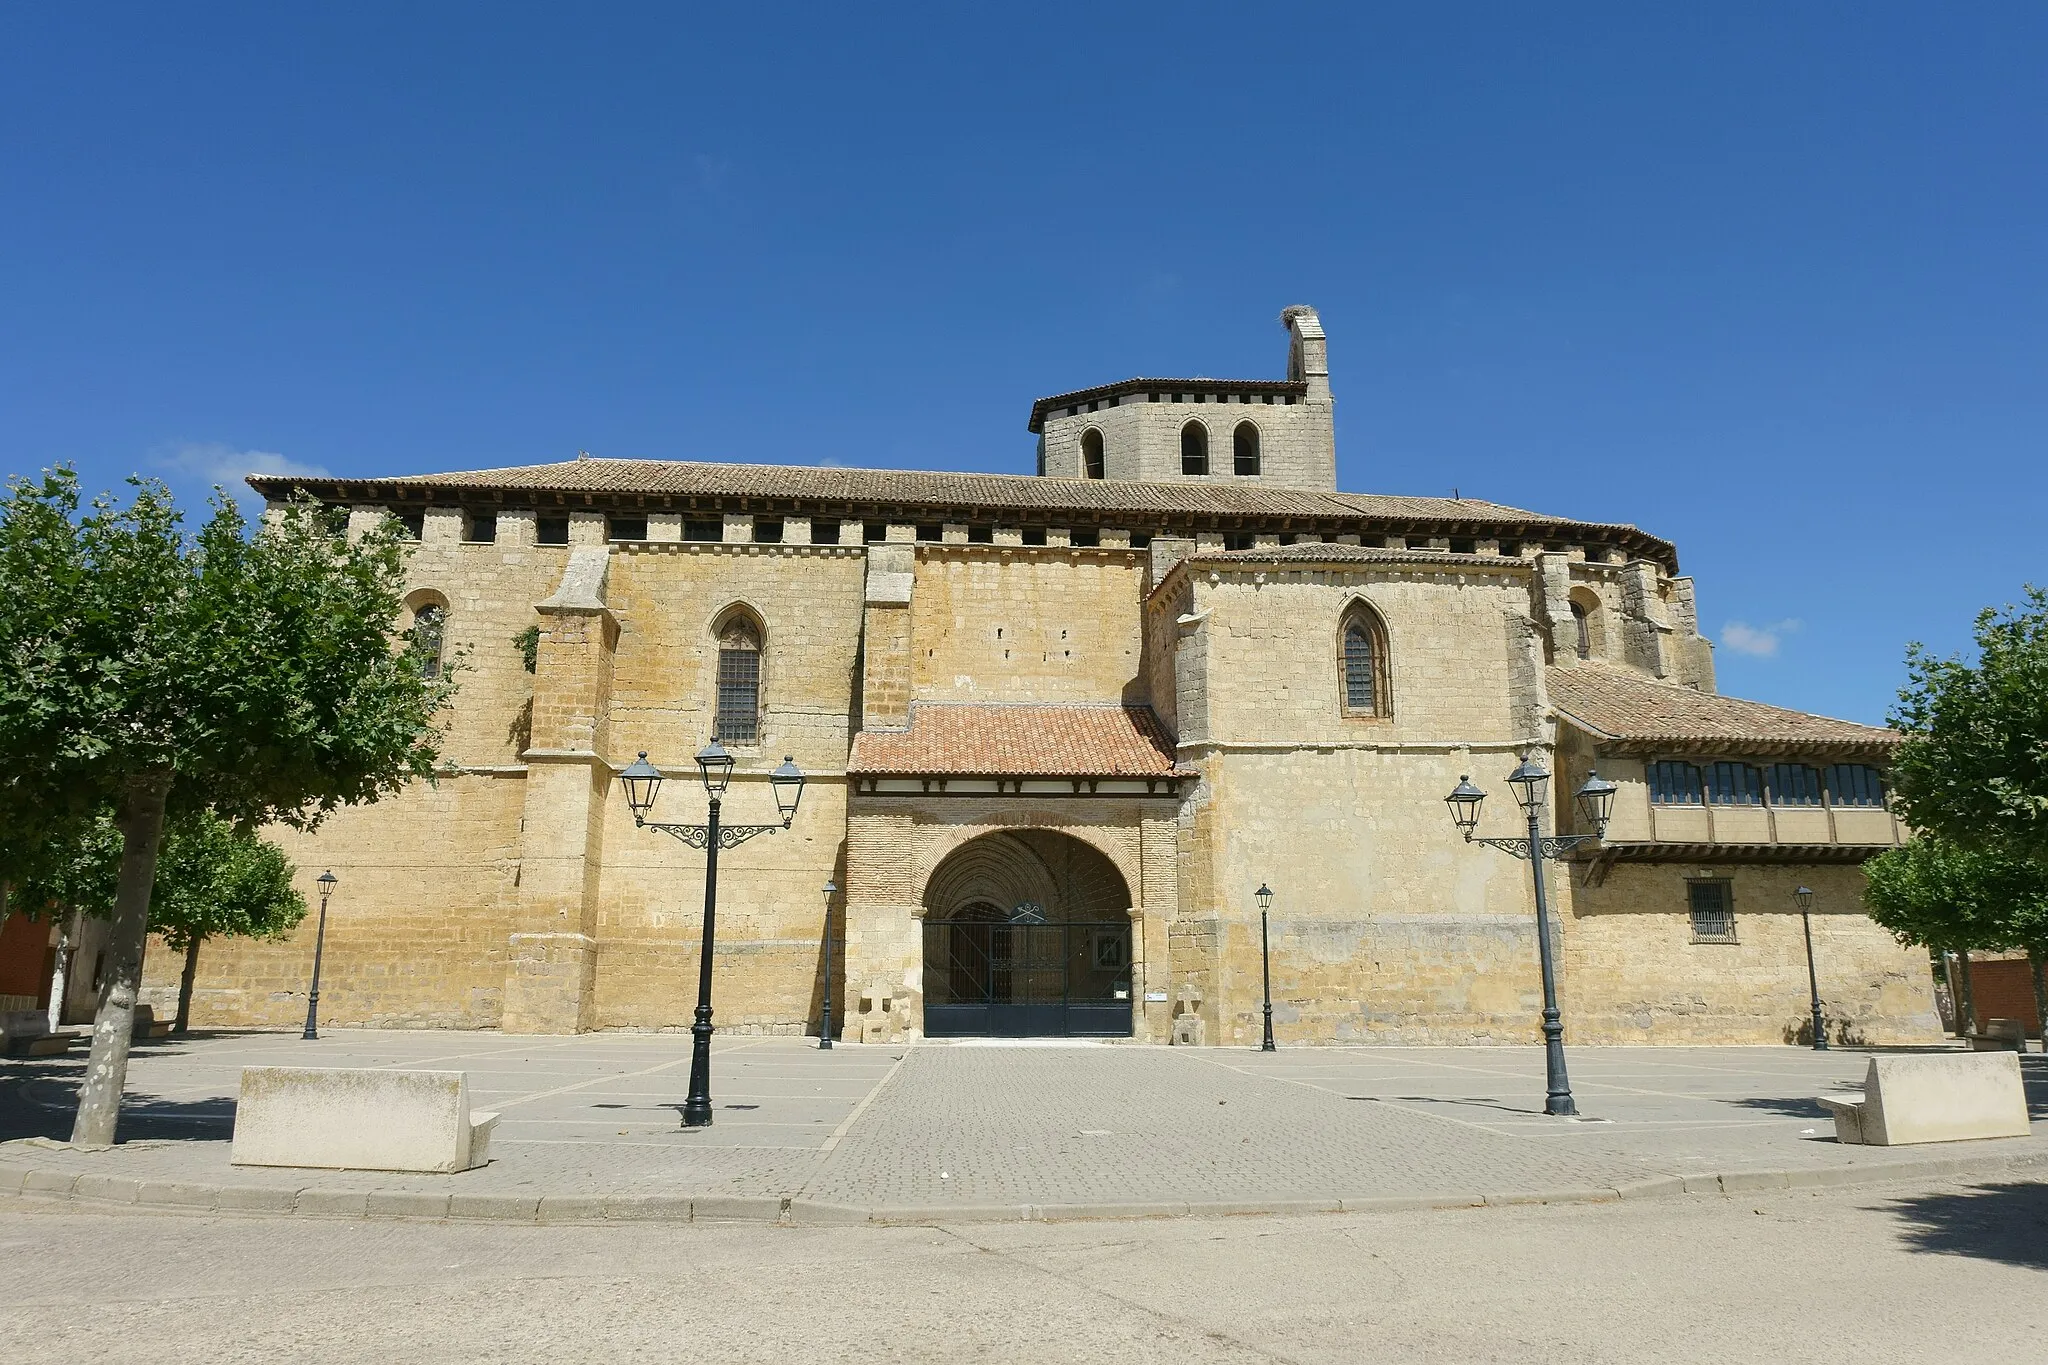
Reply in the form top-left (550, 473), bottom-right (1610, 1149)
top-left (1192, 543), bottom-right (1509, 569)
top-left (847, 703), bottom-right (1186, 778)
top-left (1546, 667), bottom-right (1900, 754)
top-left (1026, 377), bottom-right (1308, 431)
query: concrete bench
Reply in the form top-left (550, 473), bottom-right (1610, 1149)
top-left (1818, 1052), bottom-right (2032, 1146)
top-left (230, 1067), bottom-right (500, 1173)
top-left (1967, 1018), bottom-right (2030, 1053)
top-left (0, 1009), bottom-right (78, 1058)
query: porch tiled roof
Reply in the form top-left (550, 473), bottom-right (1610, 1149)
top-left (848, 703), bottom-right (1185, 778)
top-left (1547, 667), bottom-right (1900, 753)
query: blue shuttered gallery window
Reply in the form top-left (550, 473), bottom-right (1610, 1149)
top-left (1826, 764), bottom-right (1886, 807)
top-left (1705, 762), bottom-right (1763, 806)
top-left (1648, 760), bottom-right (1703, 805)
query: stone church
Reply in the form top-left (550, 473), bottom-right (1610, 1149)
top-left (140, 306), bottom-right (1939, 1046)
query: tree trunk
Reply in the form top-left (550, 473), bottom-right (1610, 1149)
top-left (70, 772), bottom-right (172, 1146)
top-left (2030, 949), bottom-right (2048, 1055)
top-left (1956, 949), bottom-right (1977, 1038)
top-left (174, 938), bottom-right (201, 1035)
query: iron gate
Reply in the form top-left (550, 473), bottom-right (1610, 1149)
top-left (921, 914), bottom-right (1133, 1037)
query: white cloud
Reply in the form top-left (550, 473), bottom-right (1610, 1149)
top-left (158, 441), bottom-right (329, 489)
top-left (1720, 618), bottom-right (1803, 658)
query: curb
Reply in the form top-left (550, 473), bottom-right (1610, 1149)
top-left (4, 1150), bottom-right (2045, 1228)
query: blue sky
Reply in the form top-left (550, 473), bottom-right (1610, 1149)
top-left (3, 3), bottom-right (2043, 724)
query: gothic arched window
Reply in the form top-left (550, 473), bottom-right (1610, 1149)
top-left (1081, 427), bottom-right (1106, 480)
top-left (1339, 602), bottom-right (1390, 718)
top-left (1570, 600), bottom-right (1592, 659)
top-left (1232, 421), bottom-right (1261, 476)
top-left (714, 613), bottom-right (763, 745)
top-left (1180, 421), bottom-right (1209, 475)
top-left (410, 603), bottom-right (446, 681)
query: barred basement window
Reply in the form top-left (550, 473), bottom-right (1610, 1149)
top-left (1648, 760), bottom-right (1703, 805)
top-left (410, 604), bottom-right (446, 681)
top-left (1827, 764), bottom-right (1886, 807)
top-left (1339, 601), bottom-right (1390, 717)
top-left (1769, 764), bottom-right (1823, 806)
top-left (714, 616), bottom-right (763, 745)
top-left (1688, 882), bottom-right (1737, 943)
top-left (1705, 761), bottom-right (1763, 806)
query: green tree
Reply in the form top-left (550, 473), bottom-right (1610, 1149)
top-left (1889, 587), bottom-right (2048, 858)
top-left (0, 469), bottom-right (453, 1143)
top-left (11, 812), bottom-right (307, 1033)
top-left (1863, 834), bottom-right (2048, 1044)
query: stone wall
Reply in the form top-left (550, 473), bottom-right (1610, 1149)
top-left (910, 547), bottom-right (1146, 705)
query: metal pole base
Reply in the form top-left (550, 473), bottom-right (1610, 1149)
top-left (1811, 1008), bottom-right (1829, 1051)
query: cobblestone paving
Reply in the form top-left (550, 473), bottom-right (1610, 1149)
top-left (4, 1031), bottom-right (2045, 1212)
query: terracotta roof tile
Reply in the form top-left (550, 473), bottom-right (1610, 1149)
top-left (245, 457), bottom-right (1674, 563)
top-left (848, 703), bottom-right (1185, 778)
top-left (1547, 667), bottom-right (1899, 753)
top-left (1193, 543), bottom-right (1510, 569)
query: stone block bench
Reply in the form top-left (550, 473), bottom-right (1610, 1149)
top-left (1967, 1018), bottom-right (2030, 1053)
top-left (0, 1010), bottom-right (79, 1058)
top-left (230, 1067), bottom-right (499, 1174)
top-left (1818, 1052), bottom-right (2032, 1146)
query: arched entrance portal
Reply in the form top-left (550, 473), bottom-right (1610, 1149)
top-left (921, 830), bottom-right (1134, 1037)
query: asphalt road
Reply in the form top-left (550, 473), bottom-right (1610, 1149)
top-left (4, 1175), bottom-right (2043, 1363)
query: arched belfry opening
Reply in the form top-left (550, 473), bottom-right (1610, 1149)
top-left (921, 830), bottom-right (1134, 1037)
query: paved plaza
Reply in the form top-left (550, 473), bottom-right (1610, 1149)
top-left (5, 1030), bottom-right (2046, 1222)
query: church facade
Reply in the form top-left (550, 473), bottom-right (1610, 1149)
top-left (146, 306), bottom-right (1941, 1047)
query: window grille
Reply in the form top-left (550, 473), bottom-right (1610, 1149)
top-left (714, 620), bottom-right (762, 745)
top-left (1570, 601), bottom-right (1592, 659)
top-left (1705, 762), bottom-right (1763, 805)
top-left (1340, 605), bottom-right (1388, 717)
top-left (1648, 760), bottom-right (1703, 805)
top-left (1688, 882), bottom-right (1737, 943)
top-left (1180, 421), bottom-right (1209, 475)
top-left (1768, 764), bottom-right (1823, 806)
top-left (1826, 764), bottom-right (1886, 807)
top-left (410, 605), bottom-right (446, 682)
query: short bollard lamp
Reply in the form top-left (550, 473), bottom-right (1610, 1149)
top-left (1256, 883), bottom-right (1277, 1053)
top-left (619, 742), bottom-right (808, 1127)
top-left (301, 870), bottom-right (339, 1041)
top-left (1796, 885), bottom-right (1827, 1050)
top-left (1444, 759), bottom-right (1615, 1117)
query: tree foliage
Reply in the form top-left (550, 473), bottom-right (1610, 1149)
top-left (1888, 586), bottom-right (2048, 858)
top-left (0, 468), bottom-right (453, 1139)
top-left (1863, 834), bottom-right (2048, 953)
top-left (11, 810), bottom-right (306, 947)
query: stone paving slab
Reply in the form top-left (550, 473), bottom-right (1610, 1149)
top-left (4, 1031), bottom-right (2045, 1224)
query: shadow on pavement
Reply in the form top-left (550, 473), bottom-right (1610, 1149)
top-left (1351, 1094), bottom-right (1548, 1117)
top-left (1, 1056), bottom-right (236, 1144)
top-left (1726, 1095), bottom-right (1834, 1119)
top-left (1881, 1181), bottom-right (2048, 1270)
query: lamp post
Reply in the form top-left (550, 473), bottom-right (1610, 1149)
top-left (301, 870), bottom-right (338, 1041)
top-left (618, 741), bottom-right (807, 1128)
top-left (1445, 759), bottom-right (1616, 1117)
top-left (1795, 885), bottom-right (1827, 1051)
top-left (1256, 883), bottom-right (1276, 1052)
top-left (819, 879), bottom-right (838, 1050)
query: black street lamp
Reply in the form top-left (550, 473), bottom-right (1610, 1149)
top-left (619, 742), bottom-right (807, 1128)
top-left (1256, 883), bottom-right (1276, 1052)
top-left (1445, 759), bottom-right (1616, 1117)
top-left (1796, 885), bottom-right (1827, 1051)
top-left (301, 870), bottom-right (338, 1041)
top-left (819, 879), bottom-right (838, 1050)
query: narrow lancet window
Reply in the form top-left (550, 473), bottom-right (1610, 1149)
top-left (1339, 603), bottom-right (1390, 717)
top-left (1081, 427), bottom-right (1106, 480)
top-left (1232, 421), bottom-right (1260, 476)
top-left (715, 617), bottom-right (763, 745)
top-left (1180, 421), bottom-right (1209, 475)
top-left (410, 604), bottom-right (446, 681)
